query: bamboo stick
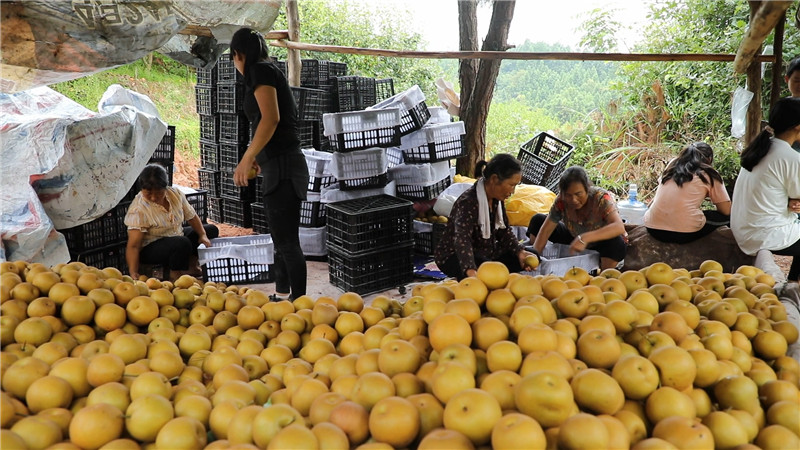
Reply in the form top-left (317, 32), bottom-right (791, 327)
top-left (270, 39), bottom-right (774, 63)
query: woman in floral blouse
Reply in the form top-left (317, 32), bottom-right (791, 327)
top-left (527, 166), bottom-right (626, 270)
top-left (435, 154), bottom-right (536, 280)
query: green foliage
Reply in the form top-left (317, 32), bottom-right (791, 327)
top-left (271, 0), bottom-right (442, 98)
top-left (494, 41), bottom-right (619, 124)
top-left (485, 100), bottom-right (560, 158)
top-left (577, 8), bottom-right (622, 52)
top-left (51, 56), bottom-right (199, 157)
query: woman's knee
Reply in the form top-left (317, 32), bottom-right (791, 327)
top-left (527, 213), bottom-right (548, 235)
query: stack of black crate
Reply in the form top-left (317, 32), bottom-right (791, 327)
top-left (196, 53), bottom-right (255, 228)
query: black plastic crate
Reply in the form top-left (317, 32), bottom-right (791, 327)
top-left (198, 168), bottom-right (220, 198)
top-left (375, 78), bottom-right (395, 104)
top-left (220, 198), bottom-right (253, 228)
top-left (291, 87), bottom-right (327, 121)
top-left (185, 190), bottom-right (208, 223)
top-left (312, 121), bottom-right (333, 152)
top-left (196, 86), bottom-right (216, 115)
top-left (219, 142), bottom-right (248, 173)
top-left (273, 60), bottom-right (287, 77)
top-left (300, 59), bottom-right (348, 87)
top-left (217, 83), bottom-right (244, 114)
top-left (219, 170), bottom-right (256, 201)
top-left (328, 244), bottom-right (413, 295)
top-left (326, 194), bottom-right (414, 254)
top-left (218, 113), bottom-right (250, 145)
top-left (329, 61), bottom-right (348, 78)
top-left (199, 140), bottom-right (219, 171)
top-left (297, 120), bottom-right (315, 148)
top-left (329, 127), bottom-right (401, 153)
top-left (199, 114), bottom-right (220, 142)
top-left (209, 197), bottom-right (224, 223)
top-left (309, 172), bottom-right (336, 193)
top-left (397, 176), bottom-right (452, 201)
top-left (397, 102), bottom-right (430, 137)
top-left (331, 76), bottom-right (376, 112)
top-left (300, 201), bottom-right (326, 227)
top-left (59, 201), bottom-right (130, 252)
top-left (338, 172), bottom-right (389, 191)
top-left (151, 125), bottom-right (176, 161)
top-left (413, 222), bottom-right (446, 255)
top-left (217, 54), bottom-right (244, 84)
top-left (196, 66), bottom-right (217, 86)
top-left (70, 242), bottom-right (127, 273)
top-left (203, 259), bottom-right (273, 284)
top-left (402, 135), bottom-right (466, 164)
top-left (250, 202), bottom-right (270, 234)
top-left (517, 132), bottom-right (575, 193)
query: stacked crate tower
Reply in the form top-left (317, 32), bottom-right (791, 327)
top-left (322, 80), bottom-right (452, 293)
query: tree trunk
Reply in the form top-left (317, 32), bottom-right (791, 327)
top-left (456, 0), bottom-right (516, 177)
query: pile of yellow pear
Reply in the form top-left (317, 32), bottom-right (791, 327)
top-left (1, 257), bottom-right (798, 449)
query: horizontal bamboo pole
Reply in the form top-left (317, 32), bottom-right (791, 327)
top-left (270, 39), bottom-right (774, 63)
top-left (178, 26), bottom-right (289, 40)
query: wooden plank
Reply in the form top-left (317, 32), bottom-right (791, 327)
top-left (178, 26), bottom-right (289, 40)
top-left (270, 40), bottom-right (774, 63)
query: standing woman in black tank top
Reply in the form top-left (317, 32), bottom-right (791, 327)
top-left (231, 27), bottom-right (308, 300)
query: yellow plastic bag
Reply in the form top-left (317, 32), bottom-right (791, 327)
top-left (452, 175), bottom-right (556, 227)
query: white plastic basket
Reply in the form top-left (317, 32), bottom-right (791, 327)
top-left (302, 148), bottom-right (333, 177)
top-left (198, 235), bottom-right (274, 266)
top-left (330, 147), bottom-right (388, 181)
top-left (400, 121), bottom-right (466, 150)
top-left (386, 147), bottom-right (404, 167)
top-left (369, 85), bottom-right (425, 112)
top-left (322, 108), bottom-right (401, 136)
top-left (389, 161), bottom-right (451, 185)
top-left (320, 180), bottom-right (397, 204)
top-left (299, 226), bottom-right (327, 256)
top-left (521, 242), bottom-right (600, 277)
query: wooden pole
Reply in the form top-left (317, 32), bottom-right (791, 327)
top-left (179, 26), bottom-right (288, 40)
top-left (285, 0), bottom-right (301, 87)
top-left (745, 2), bottom-right (764, 144)
top-left (734, 1), bottom-right (793, 73)
top-left (770, 12), bottom-right (785, 109)
top-left (270, 39), bottom-right (774, 63)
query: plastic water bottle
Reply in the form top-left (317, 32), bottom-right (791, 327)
top-left (617, 183), bottom-right (648, 225)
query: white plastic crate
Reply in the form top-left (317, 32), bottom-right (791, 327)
top-left (389, 161), bottom-right (450, 185)
top-left (386, 147), bottom-right (404, 167)
top-left (198, 235), bottom-right (274, 265)
top-left (322, 108), bottom-right (401, 136)
top-left (302, 148), bottom-right (333, 177)
top-left (330, 147), bottom-right (388, 181)
top-left (521, 242), bottom-right (600, 277)
top-left (299, 226), bottom-right (327, 256)
top-left (320, 180), bottom-right (397, 204)
top-left (370, 84), bottom-right (425, 112)
top-left (400, 121), bottom-right (466, 151)
top-left (198, 235), bottom-right (274, 283)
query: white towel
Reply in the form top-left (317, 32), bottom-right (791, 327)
top-left (476, 178), bottom-right (506, 239)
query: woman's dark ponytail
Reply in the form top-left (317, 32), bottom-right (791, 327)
top-left (229, 28), bottom-right (269, 77)
top-left (475, 160), bottom-right (488, 178)
top-left (741, 97), bottom-right (800, 171)
top-left (740, 130), bottom-right (773, 172)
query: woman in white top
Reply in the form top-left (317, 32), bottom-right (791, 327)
top-left (730, 97), bottom-right (800, 282)
top-left (644, 142), bottom-right (731, 244)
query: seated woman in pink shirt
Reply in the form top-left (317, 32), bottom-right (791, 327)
top-left (643, 142), bottom-right (731, 244)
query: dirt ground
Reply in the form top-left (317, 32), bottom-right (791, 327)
top-left (174, 152), bottom-right (794, 300)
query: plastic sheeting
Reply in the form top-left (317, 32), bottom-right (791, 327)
top-left (1, 84), bottom-right (166, 265)
top-left (0, 0), bottom-right (280, 93)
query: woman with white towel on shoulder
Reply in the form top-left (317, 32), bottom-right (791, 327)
top-left (527, 166), bottom-right (627, 270)
top-left (434, 154), bottom-right (536, 280)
